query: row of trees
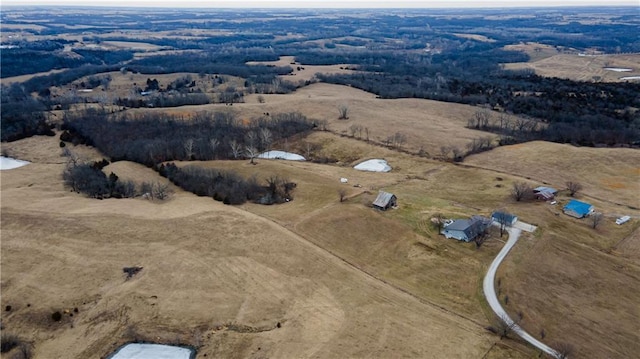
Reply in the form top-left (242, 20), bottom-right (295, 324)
top-left (158, 163), bottom-right (295, 205)
top-left (61, 109), bottom-right (315, 166)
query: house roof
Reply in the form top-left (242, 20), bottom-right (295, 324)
top-left (534, 186), bottom-right (558, 194)
top-left (492, 211), bottom-right (517, 223)
top-left (445, 219), bottom-right (472, 231)
top-left (445, 216), bottom-right (491, 239)
top-left (536, 191), bottom-right (555, 200)
top-left (373, 191), bottom-right (395, 208)
top-left (563, 199), bottom-right (593, 215)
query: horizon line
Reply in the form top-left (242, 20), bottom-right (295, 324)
top-left (2, 4), bottom-right (638, 9)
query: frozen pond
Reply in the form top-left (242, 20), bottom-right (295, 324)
top-left (258, 150), bottom-right (305, 161)
top-left (620, 76), bottom-right (640, 80)
top-left (353, 159), bottom-right (391, 172)
top-left (108, 343), bottom-right (194, 359)
top-left (603, 67), bottom-right (633, 72)
top-left (0, 156), bottom-right (30, 170)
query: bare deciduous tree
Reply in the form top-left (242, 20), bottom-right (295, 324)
top-left (316, 119), bottom-right (328, 131)
top-left (494, 209), bottom-right (510, 237)
top-left (245, 145), bottom-right (259, 164)
top-left (451, 146), bottom-right (464, 162)
top-left (153, 182), bottom-right (172, 200)
top-left (566, 181), bottom-right (583, 197)
top-left (304, 141), bottom-right (319, 159)
top-left (591, 212), bottom-right (604, 229)
top-left (555, 342), bottom-right (575, 359)
top-left (512, 181), bottom-right (532, 201)
top-left (338, 104), bottom-right (349, 120)
top-left (338, 188), bottom-right (347, 202)
top-left (209, 138), bottom-right (219, 159)
top-left (468, 109), bottom-right (491, 129)
top-left (433, 213), bottom-right (446, 233)
top-left (229, 140), bottom-right (242, 159)
top-left (245, 131), bottom-right (258, 148)
top-left (494, 314), bottom-right (519, 339)
top-left (259, 128), bottom-right (272, 152)
top-left (184, 138), bottom-right (194, 160)
top-left (394, 132), bottom-right (407, 150)
top-left (439, 146), bottom-right (451, 161)
top-left (348, 124), bottom-right (360, 137)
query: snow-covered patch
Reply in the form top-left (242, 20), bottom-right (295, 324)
top-left (258, 150), bottom-right (305, 161)
top-left (353, 159), bottom-right (391, 172)
top-left (108, 343), bottom-right (194, 359)
top-left (604, 67), bottom-right (632, 72)
top-left (620, 76), bottom-right (640, 81)
top-left (0, 156), bottom-right (30, 170)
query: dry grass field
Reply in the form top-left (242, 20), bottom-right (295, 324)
top-left (128, 82), bottom-right (492, 157)
top-left (503, 52), bottom-right (640, 82)
top-left (0, 69), bottom-right (70, 85)
top-left (1, 133), bottom-right (527, 359)
top-left (247, 55), bottom-right (357, 82)
top-left (499, 219), bottom-right (640, 359)
top-left (2, 79), bottom-right (639, 358)
top-left (465, 141), bottom-right (640, 210)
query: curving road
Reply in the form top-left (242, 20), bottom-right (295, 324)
top-left (483, 223), bottom-right (562, 359)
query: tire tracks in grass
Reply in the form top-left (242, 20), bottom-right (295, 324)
top-left (231, 203), bottom-right (489, 332)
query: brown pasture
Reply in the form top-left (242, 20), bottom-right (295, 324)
top-left (247, 55), bottom-right (357, 82)
top-left (128, 82), bottom-right (493, 157)
top-left (2, 74), bottom-right (639, 358)
top-left (1, 133), bottom-right (522, 359)
top-left (503, 53), bottom-right (640, 82)
top-left (464, 141), bottom-right (640, 210)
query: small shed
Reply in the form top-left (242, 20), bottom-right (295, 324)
top-left (492, 211), bottom-right (518, 226)
top-left (563, 199), bottom-right (594, 218)
top-left (533, 186), bottom-right (557, 201)
top-left (372, 191), bottom-right (397, 211)
top-left (441, 215), bottom-right (492, 242)
top-left (533, 186), bottom-right (558, 195)
top-left (535, 191), bottom-right (555, 201)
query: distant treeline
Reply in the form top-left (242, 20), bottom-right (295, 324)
top-left (1, 42), bottom-right (133, 78)
top-left (126, 51), bottom-right (290, 77)
top-left (61, 109), bottom-right (315, 166)
top-left (312, 49), bottom-right (640, 146)
top-left (1, 83), bottom-right (54, 141)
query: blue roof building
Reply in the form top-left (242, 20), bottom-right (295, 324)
top-left (441, 216), bottom-right (492, 242)
top-left (491, 211), bottom-right (518, 226)
top-left (563, 199), bottom-right (594, 218)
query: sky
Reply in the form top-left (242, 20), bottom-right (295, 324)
top-left (2, 0), bottom-right (638, 8)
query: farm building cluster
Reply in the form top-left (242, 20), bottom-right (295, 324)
top-left (373, 184), bottom-right (629, 245)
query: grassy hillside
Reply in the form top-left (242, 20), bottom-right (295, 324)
top-left (2, 85), bottom-right (639, 359)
